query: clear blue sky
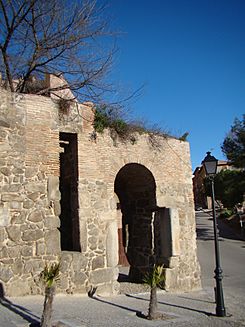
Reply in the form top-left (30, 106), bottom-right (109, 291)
top-left (105, 0), bottom-right (245, 170)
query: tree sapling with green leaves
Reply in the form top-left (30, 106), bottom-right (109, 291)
top-left (40, 261), bottom-right (60, 327)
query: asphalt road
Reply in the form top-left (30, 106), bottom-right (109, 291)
top-left (196, 210), bottom-right (245, 309)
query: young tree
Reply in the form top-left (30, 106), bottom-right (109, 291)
top-left (0, 0), bottom-right (115, 103)
top-left (222, 115), bottom-right (245, 168)
top-left (143, 264), bottom-right (165, 320)
top-left (40, 262), bottom-right (60, 327)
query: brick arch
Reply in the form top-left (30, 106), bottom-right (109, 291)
top-left (108, 156), bottom-right (156, 185)
top-left (114, 163), bottom-right (157, 282)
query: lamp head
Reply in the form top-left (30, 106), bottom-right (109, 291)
top-left (202, 151), bottom-right (218, 176)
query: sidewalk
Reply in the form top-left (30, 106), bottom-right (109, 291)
top-left (1, 286), bottom-right (245, 327)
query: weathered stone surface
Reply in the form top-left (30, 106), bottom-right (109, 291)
top-left (0, 119), bottom-right (10, 128)
top-left (90, 268), bottom-right (116, 285)
top-left (47, 176), bottom-right (60, 201)
top-left (25, 167), bottom-right (37, 178)
top-left (8, 184), bottom-right (22, 192)
top-left (24, 259), bottom-right (42, 273)
top-left (36, 242), bottom-right (46, 256)
top-left (45, 230), bottom-right (60, 254)
top-left (23, 199), bottom-right (33, 209)
top-left (92, 256), bottom-right (105, 270)
top-left (0, 246), bottom-right (8, 259)
top-left (44, 216), bottom-right (60, 229)
top-left (9, 201), bottom-right (22, 210)
top-left (22, 229), bottom-right (43, 242)
top-left (79, 220), bottom-right (87, 252)
top-left (21, 246), bottom-right (33, 257)
top-left (24, 182), bottom-right (46, 194)
top-left (96, 281), bottom-right (120, 297)
top-left (6, 226), bottom-right (21, 242)
top-left (0, 228), bottom-right (5, 242)
top-left (12, 258), bottom-right (23, 275)
top-left (0, 167), bottom-right (11, 176)
top-left (27, 210), bottom-right (43, 223)
top-left (88, 227), bottom-right (99, 237)
top-left (58, 276), bottom-right (69, 290)
top-left (11, 211), bottom-right (26, 224)
top-left (53, 200), bottom-right (61, 216)
top-left (1, 193), bottom-right (23, 202)
top-left (12, 168), bottom-right (24, 175)
top-left (106, 221), bottom-right (118, 267)
top-left (27, 192), bottom-right (40, 201)
top-left (0, 266), bottom-right (13, 282)
top-left (74, 271), bottom-right (87, 285)
top-left (72, 254), bottom-right (88, 272)
top-left (7, 246), bottom-right (20, 258)
top-left (6, 279), bottom-right (30, 296)
top-left (0, 206), bottom-right (10, 227)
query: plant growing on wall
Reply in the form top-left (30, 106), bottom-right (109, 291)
top-left (93, 105), bottom-right (173, 146)
top-left (40, 261), bottom-right (60, 327)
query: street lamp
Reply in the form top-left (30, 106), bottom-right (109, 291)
top-left (202, 151), bottom-right (226, 317)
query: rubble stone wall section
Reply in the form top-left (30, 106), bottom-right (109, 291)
top-left (0, 88), bottom-right (201, 296)
top-left (78, 123), bottom-right (201, 292)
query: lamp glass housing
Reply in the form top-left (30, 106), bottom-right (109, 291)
top-left (202, 152), bottom-right (218, 176)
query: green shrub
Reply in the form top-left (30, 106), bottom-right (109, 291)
top-left (93, 105), bottom-right (176, 147)
top-left (219, 208), bottom-right (234, 219)
top-left (143, 264), bottom-right (165, 289)
top-left (93, 107), bottom-right (110, 133)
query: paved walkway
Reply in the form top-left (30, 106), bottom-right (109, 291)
top-left (0, 285), bottom-right (245, 327)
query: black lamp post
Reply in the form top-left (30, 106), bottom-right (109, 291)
top-left (202, 151), bottom-right (226, 317)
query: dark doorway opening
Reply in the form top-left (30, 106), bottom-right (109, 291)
top-left (59, 132), bottom-right (80, 252)
top-left (115, 163), bottom-right (157, 282)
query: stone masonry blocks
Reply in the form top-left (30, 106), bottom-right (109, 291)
top-left (0, 87), bottom-right (201, 296)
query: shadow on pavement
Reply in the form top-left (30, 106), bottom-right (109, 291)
top-left (0, 283), bottom-right (40, 327)
top-left (178, 295), bottom-right (214, 304)
top-left (217, 219), bottom-right (244, 241)
top-left (125, 294), bottom-right (215, 317)
top-left (89, 294), bottom-right (141, 315)
top-left (196, 210), bottom-right (244, 242)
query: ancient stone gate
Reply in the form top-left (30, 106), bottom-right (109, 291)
top-left (0, 87), bottom-right (201, 296)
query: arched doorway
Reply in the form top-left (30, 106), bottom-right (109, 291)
top-left (114, 163), bottom-right (157, 282)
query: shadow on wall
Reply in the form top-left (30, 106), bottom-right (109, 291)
top-left (0, 282), bottom-right (40, 326)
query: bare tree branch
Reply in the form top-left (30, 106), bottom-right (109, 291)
top-left (0, 0), bottom-right (118, 101)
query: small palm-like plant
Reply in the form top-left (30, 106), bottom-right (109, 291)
top-left (143, 264), bottom-right (165, 320)
top-left (40, 262), bottom-right (60, 327)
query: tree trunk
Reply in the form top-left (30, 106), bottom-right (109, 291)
top-left (40, 286), bottom-right (55, 327)
top-left (148, 285), bottom-right (158, 320)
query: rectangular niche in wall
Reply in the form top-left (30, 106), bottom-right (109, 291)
top-left (59, 132), bottom-right (81, 252)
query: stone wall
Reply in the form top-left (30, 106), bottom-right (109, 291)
top-left (0, 88), bottom-right (201, 296)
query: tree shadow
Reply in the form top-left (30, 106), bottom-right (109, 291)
top-left (89, 293), bottom-right (141, 315)
top-left (196, 211), bottom-right (244, 242)
top-left (0, 283), bottom-right (40, 327)
top-left (196, 225), bottom-right (215, 241)
top-left (178, 295), bottom-right (214, 304)
top-left (125, 294), bottom-right (214, 317)
top-left (217, 219), bottom-right (244, 241)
